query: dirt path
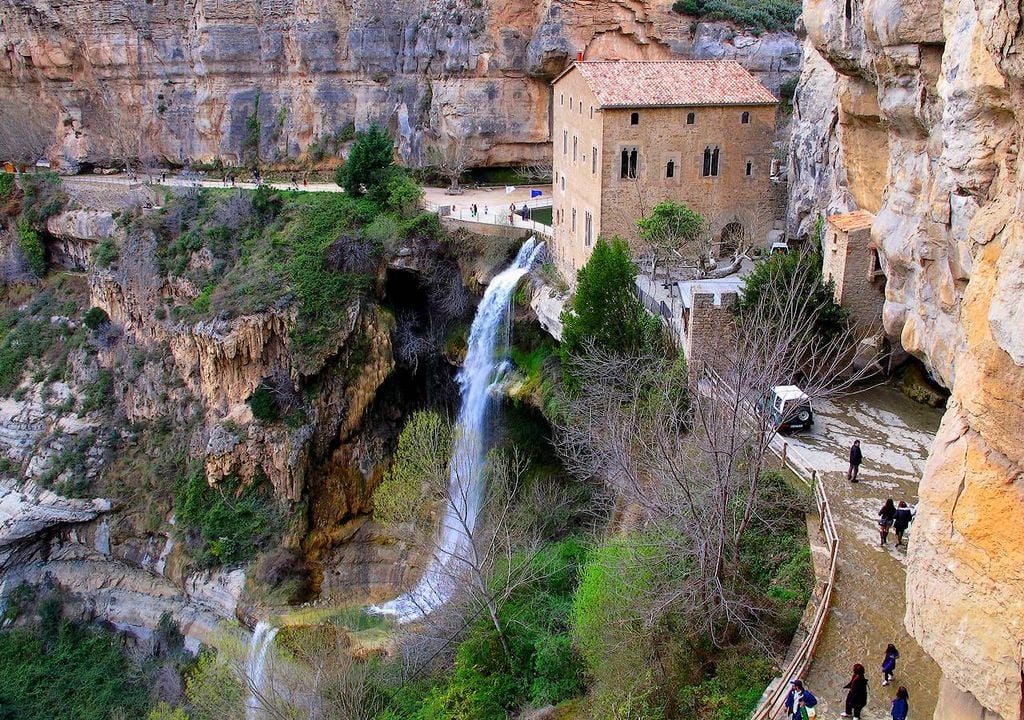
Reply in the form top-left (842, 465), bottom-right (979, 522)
top-left (782, 385), bottom-right (942, 719)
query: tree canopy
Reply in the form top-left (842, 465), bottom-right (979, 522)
top-left (560, 237), bottom-right (660, 362)
top-left (736, 249), bottom-right (849, 340)
top-left (337, 124), bottom-right (395, 196)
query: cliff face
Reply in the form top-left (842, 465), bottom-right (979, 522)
top-left (789, 1), bottom-right (1024, 717)
top-left (0, 0), bottom-right (799, 169)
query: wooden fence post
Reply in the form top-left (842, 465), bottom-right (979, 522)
top-left (781, 441), bottom-right (788, 470)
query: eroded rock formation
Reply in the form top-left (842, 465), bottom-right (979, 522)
top-left (0, 0), bottom-right (799, 170)
top-left (788, 0), bottom-right (1024, 717)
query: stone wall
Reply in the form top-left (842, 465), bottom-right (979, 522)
top-left (0, 0), bottom-right (800, 171)
top-left (789, 0), bottom-right (1024, 717)
top-left (685, 290), bottom-right (737, 372)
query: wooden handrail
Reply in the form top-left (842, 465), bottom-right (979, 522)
top-left (697, 364), bottom-right (839, 720)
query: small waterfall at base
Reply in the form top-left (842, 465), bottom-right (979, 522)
top-left (245, 621), bottom-right (278, 719)
top-left (374, 237), bottom-right (545, 622)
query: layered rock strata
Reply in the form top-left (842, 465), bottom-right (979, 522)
top-left (0, 0), bottom-right (799, 169)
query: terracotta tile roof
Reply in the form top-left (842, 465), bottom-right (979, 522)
top-left (557, 60), bottom-right (778, 108)
top-left (827, 210), bottom-right (875, 232)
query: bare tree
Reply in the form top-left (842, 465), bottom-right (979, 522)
top-left (516, 160), bottom-right (553, 184)
top-left (555, 249), bottom-right (872, 649)
top-left (425, 134), bottom-right (471, 195)
top-left (0, 90), bottom-right (56, 170)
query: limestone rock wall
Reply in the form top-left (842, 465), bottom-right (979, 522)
top-left (789, 0), bottom-right (1024, 717)
top-left (0, 0), bottom-right (799, 170)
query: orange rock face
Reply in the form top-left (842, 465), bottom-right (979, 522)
top-left (0, 0), bottom-right (799, 170)
top-left (789, 0), bottom-right (1024, 717)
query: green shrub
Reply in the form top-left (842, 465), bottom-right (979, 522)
top-left (18, 172), bottom-right (67, 227)
top-left (192, 284), bottom-right (214, 314)
top-left (671, 0), bottom-right (800, 32)
top-left (372, 410), bottom-right (451, 524)
top-left (91, 237), bottom-right (119, 268)
top-left (248, 382), bottom-right (279, 422)
top-left (16, 220), bottom-right (46, 277)
top-left (0, 317), bottom-right (59, 393)
top-left (83, 306), bottom-right (109, 330)
top-left (81, 369), bottom-right (114, 414)
top-left (0, 173), bottom-right (14, 203)
top-left (0, 619), bottom-right (150, 720)
top-left (175, 469), bottom-right (281, 568)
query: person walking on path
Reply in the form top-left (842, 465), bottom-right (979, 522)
top-left (891, 686), bottom-right (909, 720)
top-left (848, 440), bottom-right (863, 482)
top-left (882, 643), bottom-right (900, 685)
top-left (783, 679), bottom-right (817, 720)
top-left (841, 663), bottom-right (869, 719)
top-left (893, 501), bottom-right (913, 546)
top-left (879, 499), bottom-right (897, 546)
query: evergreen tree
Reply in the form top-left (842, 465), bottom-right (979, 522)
top-left (560, 237), bottom-right (660, 362)
top-left (337, 125), bottom-right (394, 196)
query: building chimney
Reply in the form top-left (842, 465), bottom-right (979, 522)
top-left (576, 51), bottom-right (583, 62)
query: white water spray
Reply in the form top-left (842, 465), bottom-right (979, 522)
top-left (374, 237), bottom-right (545, 621)
top-left (245, 620), bottom-right (278, 719)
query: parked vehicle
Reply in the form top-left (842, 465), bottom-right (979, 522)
top-left (760, 385), bottom-right (814, 431)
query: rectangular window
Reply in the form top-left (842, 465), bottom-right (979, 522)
top-left (745, 160), bottom-right (753, 176)
top-left (573, 136), bottom-right (578, 163)
top-left (560, 176), bottom-right (565, 191)
top-left (571, 208), bottom-right (576, 233)
top-left (592, 147), bottom-right (597, 174)
top-left (584, 211), bottom-right (592, 247)
top-left (563, 130), bottom-right (567, 155)
top-left (666, 160), bottom-right (675, 179)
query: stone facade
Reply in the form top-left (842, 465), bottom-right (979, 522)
top-left (550, 62), bottom-right (777, 279)
top-left (822, 210), bottom-right (886, 336)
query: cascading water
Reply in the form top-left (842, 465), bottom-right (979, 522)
top-left (375, 237), bottom-right (545, 622)
top-left (245, 620), bottom-right (278, 719)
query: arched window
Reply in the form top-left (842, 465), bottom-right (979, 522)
top-left (666, 160), bottom-right (675, 179)
top-left (630, 112), bottom-right (639, 125)
top-left (702, 146), bottom-right (720, 177)
top-left (620, 147), bottom-right (638, 179)
top-left (686, 112), bottom-right (695, 125)
top-left (741, 111), bottom-right (750, 124)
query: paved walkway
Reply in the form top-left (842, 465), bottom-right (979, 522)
top-left (783, 385), bottom-right (943, 719)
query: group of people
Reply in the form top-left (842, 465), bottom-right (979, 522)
top-left (785, 645), bottom-right (908, 719)
top-left (847, 440), bottom-right (916, 547)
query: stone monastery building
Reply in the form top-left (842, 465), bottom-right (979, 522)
top-left (550, 60), bottom-right (778, 278)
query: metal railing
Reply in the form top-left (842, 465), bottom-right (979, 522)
top-left (699, 365), bottom-right (840, 720)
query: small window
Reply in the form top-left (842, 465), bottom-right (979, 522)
top-left (573, 136), bottom-right (578, 162)
top-left (571, 208), bottom-right (576, 232)
top-left (560, 176), bottom-right (565, 191)
top-left (745, 160), bottom-right (752, 176)
top-left (741, 111), bottom-right (750, 124)
top-left (620, 147), bottom-right (638, 179)
top-left (630, 112), bottom-right (639, 125)
top-left (686, 112), bottom-right (695, 125)
top-left (666, 160), bottom-right (675, 179)
top-left (592, 146), bottom-right (597, 174)
top-left (570, 97), bottom-right (573, 110)
top-left (560, 93), bottom-right (563, 106)
top-left (563, 129), bottom-right (567, 155)
top-left (579, 103), bottom-right (582, 115)
top-left (584, 211), bottom-right (593, 247)
top-left (590, 107), bottom-right (594, 119)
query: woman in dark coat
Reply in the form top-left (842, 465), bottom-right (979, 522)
top-left (879, 499), bottom-right (897, 546)
top-left (893, 501), bottom-right (913, 546)
top-left (842, 663), bottom-right (869, 719)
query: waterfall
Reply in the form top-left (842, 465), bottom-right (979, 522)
top-left (374, 237), bottom-right (545, 622)
top-left (245, 620), bottom-right (278, 719)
